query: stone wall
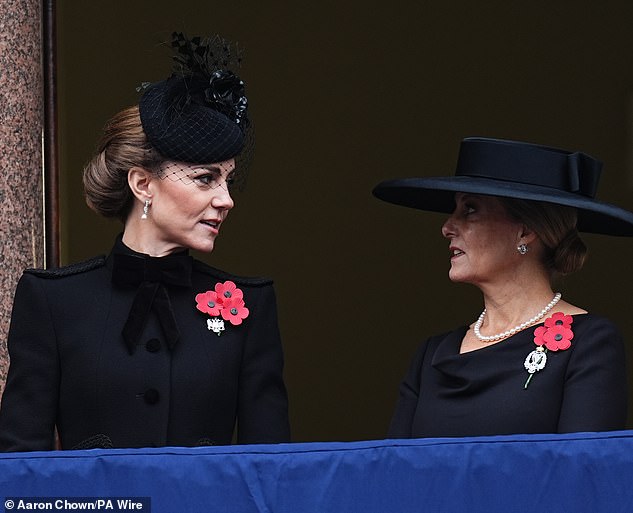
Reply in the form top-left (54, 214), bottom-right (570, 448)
top-left (0, 0), bottom-right (44, 392)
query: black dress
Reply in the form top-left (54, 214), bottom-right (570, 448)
top-left (0, 237), bottom-right (290, 451)
top-left (388, 314), bottom-right (627, 438)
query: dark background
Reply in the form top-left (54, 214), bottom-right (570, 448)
top-left (57, 1), bottom-right (633, 441)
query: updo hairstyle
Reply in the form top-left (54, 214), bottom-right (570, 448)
top-left (500, 197), bottom-right (587, 276)
top-left (83, 106), bottom-right (164, 222)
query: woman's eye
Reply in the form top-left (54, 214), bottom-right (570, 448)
top-left (194, 174), bottom-right (217, 186)
top-left (191, 170), bottom-right (235, 188)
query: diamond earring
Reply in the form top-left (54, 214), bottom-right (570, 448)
top-left (141, 199), bottom-right (151, 220)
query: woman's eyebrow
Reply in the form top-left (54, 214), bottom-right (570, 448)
top-left (189, 165), bottom-right (222, 174)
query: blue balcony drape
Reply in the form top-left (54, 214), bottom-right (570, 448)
top-left (1, 431), bottom-right (633, 513)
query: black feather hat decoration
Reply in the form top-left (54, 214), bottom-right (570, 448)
top-left (139, 32), bottom-right (252, 166)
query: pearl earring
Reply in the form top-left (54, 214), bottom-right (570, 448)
top-left (141, 199), bottom-right (151, 220)
top-left (517, 243), bottom-right (528, 255)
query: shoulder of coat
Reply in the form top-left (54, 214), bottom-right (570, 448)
top-left (23, 255), bottom-right (106, 279)
top-left (193, 259), bottom-right (273, 287)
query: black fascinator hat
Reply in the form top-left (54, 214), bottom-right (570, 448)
top-left (139, 32), bottom-right (251, 166)
top-left (373, 137), bottom-right (633, 236)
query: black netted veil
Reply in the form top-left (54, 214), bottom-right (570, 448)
top-left (139, 33), bottom-right (252, 172)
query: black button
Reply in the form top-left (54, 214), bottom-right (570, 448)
top-left (145, 338), bottom-right (161, 353)
top-left (144, 389), bottom-right (160, 405)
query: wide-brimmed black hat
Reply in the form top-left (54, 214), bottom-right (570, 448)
top-left (139, 32), bottom-right (250, 165)
top-left (373, 137), bottom-right (633, 236)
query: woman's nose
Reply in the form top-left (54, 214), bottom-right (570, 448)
top-left (211, 185), bottom-right (235, 211)
top-left (441, 215), bottom-right (456, 238)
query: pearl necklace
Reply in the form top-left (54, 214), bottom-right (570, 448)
top-left (473, 292), bottom-right (562, 342)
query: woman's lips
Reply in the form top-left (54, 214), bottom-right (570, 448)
top-left (449, 247), bottom-right (464, 259)
top-left (200, 219), bottom-right (221, 234)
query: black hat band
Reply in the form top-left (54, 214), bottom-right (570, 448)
top-left (456, 139), bottom-right (602, 198)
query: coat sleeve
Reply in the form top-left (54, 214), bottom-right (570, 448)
top-left (0, 273), bottom-right (60, 451)
top-left (236, 284), bottom-right (290, 443)
top-left (387, 338), bottom-right (430, 438)
top-left (557, 316), bottom-right (628, 432)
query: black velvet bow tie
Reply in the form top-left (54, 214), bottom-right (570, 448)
top-left (112, 252), bottom-right (193, 354)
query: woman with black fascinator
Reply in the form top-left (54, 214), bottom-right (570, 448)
top-left (0, 33), bottom-right (290, 450)
top-left (374, 137), bottom-right (633, 438)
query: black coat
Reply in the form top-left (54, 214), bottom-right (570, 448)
top-left (0, 240), bottom-right (290, 451)
top-left (388, 313), bottom-right (627, 438)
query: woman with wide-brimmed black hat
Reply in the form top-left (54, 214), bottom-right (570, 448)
top-left (0, 33), bottom-right (290, 451)
top-left (374, 137), bottom-right (633, 438)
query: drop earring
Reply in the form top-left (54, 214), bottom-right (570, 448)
top-left (517, 243), bottom-right (528, 255)
top-left (141, 199), bottom-right (151, 220)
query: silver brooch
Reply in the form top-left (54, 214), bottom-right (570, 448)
top-left (523, 346), bottom-right (547, 388)
top-left (207, 318), bottom-right (225, 336)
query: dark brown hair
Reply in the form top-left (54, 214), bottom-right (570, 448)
top-left (83, 106), bottom-right (164, 221)
top-left (499, 197), bottom-right (587, 275)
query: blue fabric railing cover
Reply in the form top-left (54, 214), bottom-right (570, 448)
top-left (1, 430), bottom-right (632, 513)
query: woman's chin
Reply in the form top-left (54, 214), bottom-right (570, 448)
top-left (184, 238), bottom-right (217, 254)
top-left (447, 271), bottom-right (469, 284)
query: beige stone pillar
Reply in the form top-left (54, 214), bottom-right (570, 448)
top-left (0, 0), bottom-right (45, 391)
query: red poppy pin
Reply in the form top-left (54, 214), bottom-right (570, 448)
top-left (524, 312), bottom-right (574, 389)
top-left (195, 281), bottom-right (250, 336)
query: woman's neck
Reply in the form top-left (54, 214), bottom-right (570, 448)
top-left (476, 271), bottom-right (556, 334)
top-left (121, 223), bottom-right (184, 257)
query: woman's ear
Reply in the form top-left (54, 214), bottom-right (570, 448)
top-left (518, 224), bottom-right (538, 245)
top-left (128, 167), bottom-right (154, 202)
